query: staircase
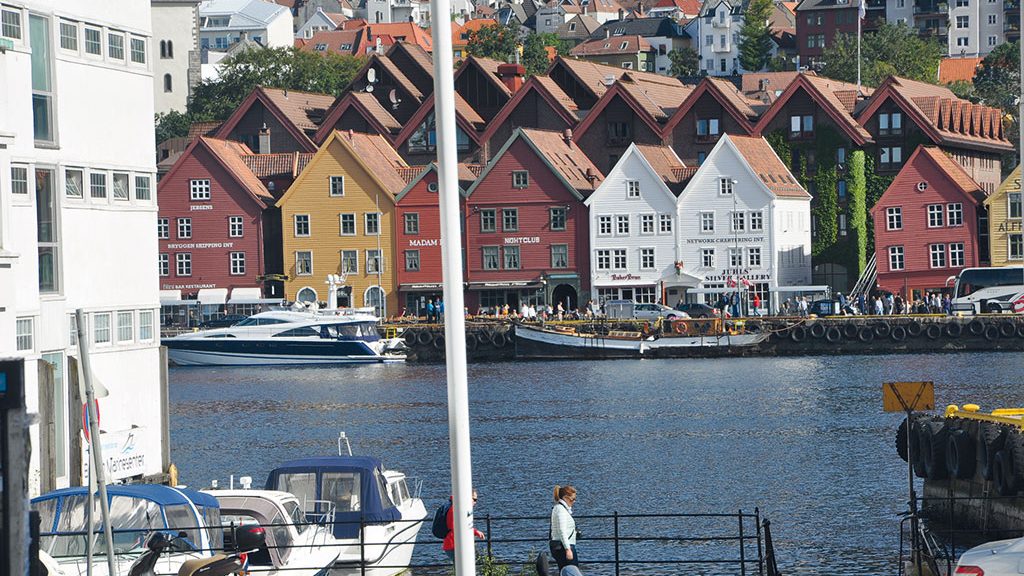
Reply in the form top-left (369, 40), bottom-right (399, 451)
top-left (848, 252), bottom-right (877, 302)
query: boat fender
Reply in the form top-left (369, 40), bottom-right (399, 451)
top-left (890, 325), bottom-right (907, 342)
top-left (825, 327), bottom-right (842, 343)
top-left (984, 325), bottom-right (1000, 341)
top-left (809, 323), bottom-right (827, 339)
top-left (476, 331), bottom-right (492, 346)
top-left (906, 321), bottom-right (923, 337)
top-left (919, 420), bottom-right (948, 480)
top-left (874, 322), bottom-right (892, 338)
top-left (417, 330), bottom-right (434, 346)
top-left (910, 420), bottom-right (930, 478)
top-left (925, 324), bottom-right (942, 340)
top-left (978, 423), bottom-right (1006, 481)
top-left (789, 326), bottom-right (806, 342)
top-left (968, 319), bottom-right (985, 336)
top-left (491, 332), bottom-right (508, 348)
top-left (404, 330), bottom-right (420, 346)
top-left (432, 334), bottom-right (446, 350)
top-left (842, 323), bottom-right (860, 340)
top-left (944, 322), bottom-right (963, 338)
top-left (993, 447), bottom-right (1019, 496)
top-left (466, 334), bottom-right (478, 352)
top-left (857, 326), bottom-right (874, 343)
top-left (999, 321), bottom-right (1016, 338)
top-left (945, 429), bottom-right (976, 479)
top-left (896, 417), bottom-right (917, 463)
top-left (1018, 323), bottom-right (1024, 338)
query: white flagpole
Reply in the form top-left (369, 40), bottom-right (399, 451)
top-left (427, 4), bottom-right (476, 576)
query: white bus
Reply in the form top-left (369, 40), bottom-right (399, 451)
top-left (949, 266), bottom-right (1024, 314)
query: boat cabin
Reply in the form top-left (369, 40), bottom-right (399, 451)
top-left (208, 490), bottom-right (312, 568)
top-left (265, 456), bottom-right (402, 539)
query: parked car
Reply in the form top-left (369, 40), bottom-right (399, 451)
top-left (633, 303), bottom-right (688, 321)
top-left (198, 314), bottom-right (247, 328)
top-left (955, 535), bottom-right (1024, 575)
top-left (674, 302), bottom-right (725, 318)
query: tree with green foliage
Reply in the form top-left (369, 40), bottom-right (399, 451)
top-left (155, 109), bottom-right (196, 145)
top-left (820, 22), bottom-right (943, 87)
top-left (668, 47), bottom-right (700, 77)
top-left (848, 150), bottom-right (867, 278)
top-left (467, 23), bottom-right (520, 64)
top-left (974, 41), bottom-right (1020, 114)
top-left (522, 32), bottom-right (567, 76)
top-left (738, 0), bottom-right (775, 72)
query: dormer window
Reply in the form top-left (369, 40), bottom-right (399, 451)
top-left (569, 22), bottom-right (576, 30)
top-left (620, 41), bottom-right (629, 50)
top-left (697, 118), bottom-right (720, 140)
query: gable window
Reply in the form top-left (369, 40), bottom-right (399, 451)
top-left (294, 214), bottom-right (310, 237)
top-left (229, 216), bottom-right (243, 237)
top-left (719, 178), bottom-right (733, 195)
top-left (1009, 192), bottom-right (1022, 219)
top-left (749, 210), bottom-right (764, 231)
top-left (616, 214), bottom-right (630, 235)
top-left (886, 207), bottom-right (902, 230)
top-left (176, 253), bottom-right (192, 276)
top-left (502, 208), bottom-right (518, 232)
top-left (483, 246), bottom-right (500, 270)
top-left (607, 121), bottom-right (631, 143)
top-left (949, 242), bottom-right (965, 267)
top-left (135, 175), bottom-right (151, 200)
top-left (947, 203), bottom-right (963, 226)
top-left (364, 212), bottom-right (380, 235)
top-left (480, 209), bottom-right (496, 232)
top-left (404, 213), bottom-right (420, 234)
top-left (880, 146), bottom-right (902, 167)
top-left (598, 215), bottom-right (612, 236)
top-left (701, 211), bottom-right (715, 233)
top-left (927, 204), bottom-right (944, 228)
top-left (190, 179), bottom-right (211, 200)
top-left (330, 175), bottom-right (345, 196)
top-left (790, 115), bottom-right (813, 136)
top-left (405, 250), bottom-right (421, 271)
top-left (342, 250), bottom-right (358, 274)
top-left (551, 244), bottom-right (569, 268)
top-left (295, 251), bottom-right (313, 275)
top-left (230, 252), bottom-right (245, 275)
top-left (177, 218), bottom-right (192, 239)
top-left (640, 214), bottom-right (655, 234)
top-left (626, 180), bottom-right (640, 198)
top-left (366, 250), bottom-right (384, 273)
top-left (697, 118), bottom-right (720, 139)
top-left (340, 213), bottom-right (356, 235)
top-left (512, 171), bottom-right (529, 188)
top-left (879, 112), bottom-right (903, 135)
top-left (503, 246), bottom-right (520, 269)
top-left (701, 248), bottom-right (715, 268)
top-left (550, 207), bottom-right (567, 231)
top-left (639, 247), bottom-right (655, 270)
top-left (930, 243), bottom-right (946, 268)
top-left (158, 218), bottom-right (169, 239)
top-left (889, 246), bottom-right (904, 270)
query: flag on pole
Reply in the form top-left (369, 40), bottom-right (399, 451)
top-left (859, 0), bottom-right (866, 19)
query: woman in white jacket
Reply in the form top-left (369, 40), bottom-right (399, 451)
top-left (550, 485), bottom-right (579, 569)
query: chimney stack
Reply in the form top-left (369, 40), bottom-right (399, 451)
top-left (563, 128), bottom-right (573, 146)
top-left (258, 123), bottom-right (271, 154)
top-left (496, 62), bottom-right (526, 94)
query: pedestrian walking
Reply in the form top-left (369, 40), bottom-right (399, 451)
top-left (550, 485), bottom-right (579, 570)
top-left (442, 490), bottom-right (484, 562)
top-left (426, 299), bottom-right (435, 323)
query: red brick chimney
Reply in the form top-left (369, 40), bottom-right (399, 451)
top-left (496, 63), bottom-right (526, 94)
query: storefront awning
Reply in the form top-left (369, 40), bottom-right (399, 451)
top-left (226, 287), bottom-right (283, 305)
top-left (661, 271), bottom-right (704, 287)
top-left (159, 289), bottom-right (182, 304)
top-left (468, 281), bottom-right (543, 289)
top-left (197, 288), bottom-right (229, 305)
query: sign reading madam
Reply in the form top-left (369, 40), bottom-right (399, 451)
top-left (409, 239), bottom-right (440, 247)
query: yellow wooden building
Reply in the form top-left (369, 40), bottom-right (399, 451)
top-left (985, 166), bottom-right (1022, 266)
top-left (276, 131), bottom-right (409, 316)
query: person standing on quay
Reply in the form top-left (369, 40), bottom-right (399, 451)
top-left (550, 485), bottom-right (579, 570)
top-left (443, 489), bottom-right (484, 562)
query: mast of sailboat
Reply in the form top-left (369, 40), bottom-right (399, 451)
top-left (75, 309), bottom-right (118, 576)
top-left (427, 5), bottom-right (476, 575)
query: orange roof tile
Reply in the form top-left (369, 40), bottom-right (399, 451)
top-left (634, 144), bottom-right (690, 187)
top-left (334, 131), bottom-right (409, 197)
top-left (187, 121), bottom-right (222, 141)
top-left (521, 128), bottom-right (604, 193)
top-left (199, 137), bottom-right (274, 204)
top-left (938, 57), bottom-right (983, 85)
top-left (241, 152), bottom-right (315, 178)
top-left (728, 135), bottom-right (809, 198)
top-left (366, 22), bottom-right (433, 51)
top-left (258, 87), bottom-right (336, 133)
top-left (918, 146), bottom-right (985, 198)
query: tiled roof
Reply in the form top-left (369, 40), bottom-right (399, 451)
top-left (740, 71), bottom-right (800, 95)
top-left (634, 144), bottom-right (689, 186)
top-left (350, 92), bottom-right (402, 132)
top-left (795, 0), bottom-right (859, 10)
top-left (534, 76), bottom-right (580, 114)
top-left (259, 87), bottom-right (335, 133)
top-left (455, 55), bottom-right (513, 98)
top-left (554, 57), bottom-right (676, 102)
top-left (241, 152), bottom-right (315, 177)
top-left (707, 77), bottom-right (759, 121)
top-left (334, 130), bottom-right (410, 197)
top-left (322, 12), bottom-right (347, 25)
top-left (938, 57), bottom-right (983, 84)
top-left (398, 166), bottom-right (426, 183)
top-left (199, 137), bottom-right (274, 204)
top-left (570, 35), bottom-right (653, 56)
top-left (556, 14), bottom-right (601, 39)
top-left (453, 18), bottom-right (497, 47)
top-left (455, 92), bottom-right (487, 130)
top-left (652, 0), bottom-right (702, 13)
top-left (367, 22), bottom-right (433, 51)
top-left (521, 128), bottom-right (604, 193)
top-left (459, 163), bottom-right (485, 180)
top-left (617, 73), bottom-right (693, 121)
top-left (374, 53), bottom-right (426, 100)
top-left (916, 146), bottom-right (984, 199)
top-left (188, 121), bottom-right (222, 141)
top-left (304, 29), bottom-right (368, 55)
top-left (728, 135), bottom-right (810, 198)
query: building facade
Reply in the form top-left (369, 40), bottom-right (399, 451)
top-left (985, 165), bottom-right (1022, 267)
top-left (152, 0), bottom-right (200, 114)
top-left (0, 0), bottom-right (162, 494)
top-left (198, 0), bottom-right (292, 51)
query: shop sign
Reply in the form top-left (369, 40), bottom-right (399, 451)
top-left (997, 221), bottom-right (1022, 232)
top-left (166, 242), bottom-right (235, 249)
top-left (704, 271), bottom-right (772, 282)
top-left (686, 236), bottom-right (765, 244)
top-left (81, 426), bottom-right (153, 482)
top-left (163, 283), bottom-right (216, 290)
top-left (409, 238), bottom-right (440, 247)
top-left (504, 237), bottom-right (541, 245)
top-left (190, 204), bottom-right (214, 211)
top-left (610, 274), bottom-right (641, 281)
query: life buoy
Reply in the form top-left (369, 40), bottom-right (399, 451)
top-left (809, 323), bottom-right (827, 338)
top-left (925, 324), bottom-right (942, 340)
top-left (984, 325), bottom-right (1000, 341)
top-left (404, 330), bottom-right (419, 346)
top-left (944, 322), bottom-right (963, 338)
top-left (890, 326), bottom-right (907, 342)
top-left (790, 326), bottom-right (807, 342)
top-left (673, 320), bottom-right (690, 336)
top-left (874, 322), bottom-right (892, 338)
top-left (843, 323), bottom-right (860, 339)
top-left (857, 326), bottom-right (874, 343)
top-left (906, 321), bottom-right (923, 337)
top-left (945, 428), bottom-right (976, 479)
top-left (491, 332), bottom-right (508, 348)
top-left (999, 321), bottom-right (1016, 338)
top-left (978, 423), bottom-right (1005, 481)
top-left (968, 319), bottom-right (985, 336)
top-left (417, 330), bottom-right (434, 346)
top-left (825, 327), bottom-right (842, 343)
top-left (432, 334), bottom-right (446, 350)
top-left (918, 420), bottom-right (948, 480)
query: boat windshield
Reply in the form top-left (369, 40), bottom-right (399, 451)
top-left (321, 322), bottom-right (379, 339)
top-left (275, 472), bottom-right (318, 514)
top-left (234, 317), bottom-right (289, 327)
top-left (282, 500), bottom-right (308, 535)
top-left (321, 472), bottom-right (361, 512)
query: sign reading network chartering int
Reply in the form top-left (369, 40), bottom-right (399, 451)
top-left (81, 426), bottom-right (153, 482)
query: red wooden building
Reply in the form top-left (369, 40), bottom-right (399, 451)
top-left (870, 146), bottom-right (986, 300)
top-left (463, 128), bottom-right (603, 312)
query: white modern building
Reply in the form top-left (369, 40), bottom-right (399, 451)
top-left (946, 0), bottom-right (1005, 57)
top-left (675, 135), bottom-right (811, 311)
top-left (152, 0), bottom-right (200, 114)
top-left (686, 0), bottom-right (780, 76)
top-left (198, 0), bottom-right (292, 51)
top-left (295, 7), bottom-right (346, 39)
top-left (0, 0), bottom-right (163, 495)
top-left (586, 144), bottom-right (689, 304)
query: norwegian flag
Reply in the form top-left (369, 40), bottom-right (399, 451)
top-left (741, 278), bottom-right (752, 288)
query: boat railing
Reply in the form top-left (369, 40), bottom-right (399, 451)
top-left (38, 509), bottom-right (780, 575)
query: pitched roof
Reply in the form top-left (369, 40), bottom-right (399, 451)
top-left (312, 90), bottom-right (404, 144)
top-left (915, 146), bottom-right (985, 201)
top-left (197, 137), bottom-right (274, 204)
top-left (479, 75), bottom-right (580, 144)
top-left (303, 29), bottom-right (370, 55)
top-left (258, 87), bottom-right (336, 133)
top-left (241, 151), bottom-right (315, 178)
top-left (634, 144), bottom-right (691, 188)
top-left (454, 55), bottom-right (513, 98)
top-left (188, 121), bottom-right (222, 141)
top-left (651, 0), bottom-right (703, 14)
top-left (588, 16), bottom-right (688, 39)
top-left (728, 135), bottom-right (810, 198)
top-left (938, 57), bottom-right (983, 85)
top-left (556, 14), bottom-right (602, 39)
top-left (366, 22), bottom-right (433, 51)
top-left (549, 56), bottom-right (679, 104)
top-left (452, 18), bottom-right (497, 47)
top-left (198, 0), bottom-right (289, 27)
top-left (752, 73), bottom-right (871, 144)
top-left (570, 35), bottom-right (653, 56)
top-left (520, 128), bottom-right (604, 193)
top-left (664, 76), bottom-right (760, 134)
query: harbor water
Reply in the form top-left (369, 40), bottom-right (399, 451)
top-left (169, 352), bottom-right (1024, 575)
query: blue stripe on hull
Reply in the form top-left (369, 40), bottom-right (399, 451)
top-left (164, 338), bottom-right (399, 366)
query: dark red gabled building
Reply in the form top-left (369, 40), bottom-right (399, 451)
top-left (312, 91), bottom-right (403, 144)
top-left (453, 55), bottom-right (514, 123)
top-left (480, 75), bottom-right (581, 162)
top-left (795, 0), bottom-right (860, 68)
top-left (870, 146), bottom-right (986, 300)
top-left (214, 86), bottom-right (336, 153)
top-left (157, 137), bottom-right (280, 303)
top-left (463, 128), bottom-right (603, 312)
top-left (662, 76), bottom-right (760, 166)
top-left (393, 94), bottom-right (487, 166)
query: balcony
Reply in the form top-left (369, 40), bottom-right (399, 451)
top-left (1006, 0), bottom-right (1019, 11)
top-left (866, 0), bottom-right (886, 9)
top-left (1005, 21), bottom-right (1021, 32)
top-left (913, 2), bottom-right (948, 14)
top-left (917, 24), bottom-right (949, 37)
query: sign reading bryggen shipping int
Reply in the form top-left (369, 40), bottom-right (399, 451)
top-left (81, 426), bottom-right (154, 482)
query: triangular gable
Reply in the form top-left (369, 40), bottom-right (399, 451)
top-left (571, 82), bottom-right (666, 144)
top-left (857, 77), bottom-right (944, 145)
top-left (752, 74), bottom-right (870, 145)
top-left (454, 55), bottom-right (513, 99)
top-left (584, 143), bottom-right (679, 207)
top-left (394, 95), bottom-right (485, 148)
top-left (161, 137), bottom-right (273, 209)
top-left (870, 146), bottom-right (985, 217)
top-left (662, 77), bottom-right (757, 136)
top-left (983, 165), bottom-right (1021, 207)
top-left (313, 91), bottom-right (401, 144)
top-left (479, 76), bottom-right (580, 145)
top-left (214, 86), bottom-right (319, 152)
top-left (680, 134), bottom-right (787, 201)
top-left (466, 128), bottom-right (587, 201)
top-left (394, 163), bottom-right (469, 202)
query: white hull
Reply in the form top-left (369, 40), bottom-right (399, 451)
top-left (330, 502), bottom-right (426, 576)
top-left (167, 349), bottom-right (405, 366)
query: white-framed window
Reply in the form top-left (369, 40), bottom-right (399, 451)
top-left (117, 311), bottom-right (134, 343)
top-left (502, 208), bottom-right (518, 231)
top-left (659, 214), bottom-right (672, 234)
top-left (878, 112), bottom-right (903, 135)
top-left (731, 211), bottom-right (745, 232)
top-left (640, 213), bottom-right (655, 234)
top-left (597, 215), bottom-right (612, 236)
top-left (93, 312), bottom-right (111, 345)
top-left (294, 214), bottom-right (310, 237)
top-left (697, 118), bottom-right (720, 137)
top-left (747, 247), bottom-right (762, 267)
top-left (405, 249), bottom-right (421, 271)
top-left (749, 210), bottom-right (764, 231)
top-left (512, 170), bottom-right (529, 188)
top-left (295, 251), bottom-right (313, 275)
top-left (949, 242), bottom-right (965, 267)
top-left (130, 36), bottom-right (146, 64)
top-left (1, 7), bottom-right (22, 40)
top-left (719, 178), bottom-right (734, 195)
top-left (65, 169), bottom-right (83, 198)
top-left (887, 246), bottom-right (904, 271)
top-left (1010, 192), bottom-right (1022, 219)
top-left (175, 252), bottom-right (191, 276)
top-left (947, 203), bottom-right (963, 226)
top-left (107, 32), bottom-right (124, 60)
top-left (84, 27), bottom-right (101, 55)
top-left (158, 253), bottom-right (169, 276)
top-left (550, 207), bottom-right (567, 231)
top-left (1009, 234), bottom-right (1024, 260)
top-left (340, 213), bottom-right (356, 235)
top-left (927, 204), bottom-right (944, 227)
top-left (230, 252), bottom-right (245, 275)
top-left (139, 310), bottom-right (154, 342)
top-left (158, 218), bottom-right (169, 239)
top-left (405, 212), bottom-right (420, 234)
top-left (701, 248), bottom-right (715, 268)
top-left (177, 218), bottom-right (191, 239)
top-left (366, 249), bottom-right (383, 273)
top-left (880, 146), bottom-right (903, 166)
top-left (365, 212), bottom-right (381, 235)
top-left (15, 317), bottom-right (33, 351)
top-left (135, 175), bottom-right (151, 200)
top-left (640, 247), bottom-right (655, 270)
top-left (11, 166), bottom-right (28, 194)
top-left (342, 250), bottom-right (358, 273)
top-left (626, 180), bottom-right (640, 198)
top-left (612, 248), bottom-right (627, 270)
top-left (190, 179), bottom-right (211, 200)
top-left (616, 214), bottom-right (630, 235)
top-left (596, 249), bottom-right (611, 270)
top-left (700, 211), bottom-right (715, 233)
top-left (929, 243), bottom-right (946, 268)
top-left (229, 216), bottom-right (243, 237)
top-left (112, 172), bottom-right (129, 200)
top-left (551, 244), bottom-right (569, 268)
top-left (330, 175), bottom-right (345, 196)
top-left (886, 207), bottom-right (902, 230)
top-left (59, 20), bottom-right (77, 50)
top-left (90, 173), bottom-right (107, 199)
top-left (729, 247), bottom-right (742, 267)
top-left (956, 15), bottom-right (969, 28)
